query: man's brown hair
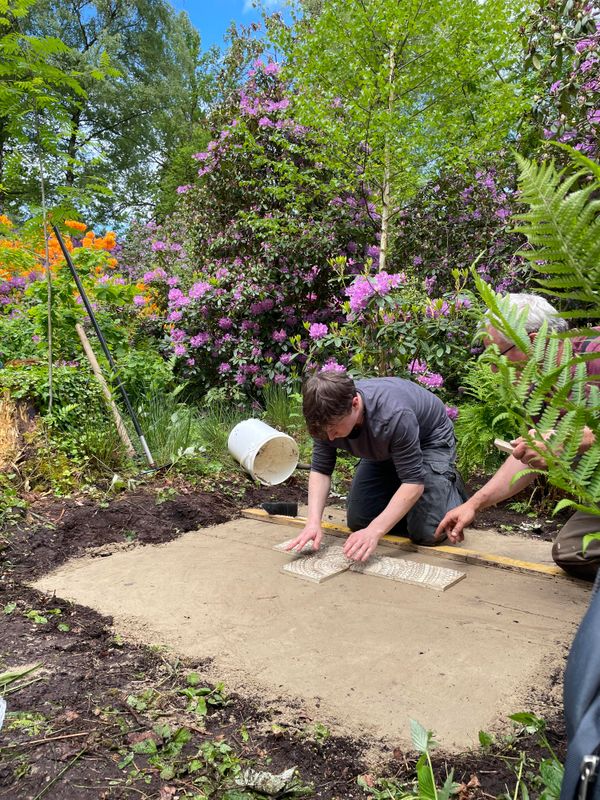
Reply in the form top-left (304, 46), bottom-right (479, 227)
top-left (302, 370), bottom-right (357, 438)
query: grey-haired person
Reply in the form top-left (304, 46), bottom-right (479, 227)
top-left (435, 293), bottom-right (600, 581)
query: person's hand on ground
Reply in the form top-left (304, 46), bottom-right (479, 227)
top-left (343, 527), bottom-right (381, 562)
top-left (435, 502), bottom-right (476, 544)
top-left (511, 428), bottom-right (556, 470)
top-left (285, 522), bottom-right (323, 552)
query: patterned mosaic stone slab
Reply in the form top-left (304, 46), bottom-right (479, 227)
top-left (350, 555), bottom-right (465, 592)
top-left (273, 535), bottom-right (338, 556)
top-left (281, 545), bottom-right (352, 583)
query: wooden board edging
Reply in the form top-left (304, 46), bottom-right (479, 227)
top-left (241, 508), bottom-right (568, 579)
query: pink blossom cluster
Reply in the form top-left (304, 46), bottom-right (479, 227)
top-left (346, 271), bottom-right (407, 313)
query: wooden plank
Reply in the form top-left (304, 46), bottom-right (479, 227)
top-left (241, 508), bottom-right (567, 578)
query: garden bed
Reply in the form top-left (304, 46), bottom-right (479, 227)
top-left (0, 476), bottom-right (575, 799)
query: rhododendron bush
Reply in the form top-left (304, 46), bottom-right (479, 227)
top-left (293, 257), bottom-right (478, 403)
top-left (124, 61), bottom-right (380, 394)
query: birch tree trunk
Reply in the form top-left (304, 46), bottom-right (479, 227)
top-left (378, 44), bottom-right (395, 273)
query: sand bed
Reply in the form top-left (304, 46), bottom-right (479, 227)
top-left (32, 517), bottom-right (590, 750)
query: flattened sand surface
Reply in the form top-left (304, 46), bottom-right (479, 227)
top-left (32, 517), bottom-right (590, 750)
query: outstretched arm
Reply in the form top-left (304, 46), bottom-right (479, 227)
top-left (435, 455), bottom-right (537, 543)
top-left (343, 482), bottom-right (424, 561)
top-left (286, 470), bottom-right (331, 552)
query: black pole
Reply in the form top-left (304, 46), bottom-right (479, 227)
top-left (51, 224), bottom-right (155, 466)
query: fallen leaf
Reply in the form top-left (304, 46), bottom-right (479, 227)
top-left (359, 774), bottom-right (375, 787)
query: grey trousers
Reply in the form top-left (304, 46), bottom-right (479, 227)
top-left (346, 451), bottom-right (468, 545)
top-left (552, 511), bottom-right (600, 581)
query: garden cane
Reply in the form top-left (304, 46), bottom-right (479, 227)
top-left (51, 224), bottom-right (156, 468)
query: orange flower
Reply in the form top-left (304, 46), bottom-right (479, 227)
top-left (65, 220), bottom-right (87, 232)
top-left (0, 214), bottom-right (13, 228)
top-left (107, 258), bottom-right (118, 268)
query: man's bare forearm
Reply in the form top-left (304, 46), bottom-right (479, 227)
top-left (306, 470), bottom-right (332, 525)
top-left (368, 482), bottom-right (424, 536)
top-left (467, 455), bottom-right (536, 513)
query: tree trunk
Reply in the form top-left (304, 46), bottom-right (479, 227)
top-left (0, 118), bottom-right (6, 213)
top-left (378, 45), bottom-right (396, 273)
top-left (65, 107), bottom-right (82, 186)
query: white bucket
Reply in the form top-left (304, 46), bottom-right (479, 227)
top-left (228, 419), bottom-right (299, 485)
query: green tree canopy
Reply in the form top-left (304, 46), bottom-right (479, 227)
top-left (274, 0), bottom-right (533, 270)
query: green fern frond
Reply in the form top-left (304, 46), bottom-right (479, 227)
top-left (551, 142), bottom-right (600, 183)
top-left (513, 154), bottom-right (600, 309)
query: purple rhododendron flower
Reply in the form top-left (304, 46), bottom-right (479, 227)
top-left (168, 310), bottom-right (183, 323)
top-left (408, 359), bottom-right (428, 374)
top-left (174, 344), bottom-right (187, 356)
top-left (445, 406), bottom-right (459, 421)
top-left (177, 185), bottom-right (192, 193)
top-left (171, 329), bottom-right (186, 342)
top-left (151, 241), bottom-right (167, 251)
top-left (218, 317), bottom-right (233, 330)
top-left (320, 360), bottom-right (346, 373)
top-left (133, 295), bottom-right (147, 306)
top-left (417, 372), bottom-right (444, 389)
top-left (426, 300), bottom-right (450, 319)
top-left (190, 333), bottom-right (210, 348)
top-left (309, 323), bottom-right (328, 340)
top-left (218, 362), bottom-right (232, 374)
top-left (272, 329), bottom-right (287, 343)
top-left (168, 288), bottom-right (185, 304)
top-left (279, 353), bottom-right (293, 365)
top-left (189, 281), bottom-right (210, 299)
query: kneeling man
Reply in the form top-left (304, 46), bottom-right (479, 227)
top-left (287, 371), bottom-right (467, 561)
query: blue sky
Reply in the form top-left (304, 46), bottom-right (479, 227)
top-left (172, 1), bottom-right (288, 50)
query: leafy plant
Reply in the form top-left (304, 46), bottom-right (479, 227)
top-left (454, 360), bottom-right (522, 477)
top-left (486, 713), bottom-right (564, 800)
top-left (360, 719), bottom-right (460, 800)
top-left (475, 147), bottom-right (600, 535)
top-left (177, 674), bottom-right (228, 715)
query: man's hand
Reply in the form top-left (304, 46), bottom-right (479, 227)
top-left (511, 428), bottom-right (556, 470)
top-left (285, 522), bottom-right (323, 553)
top-left (435, 502), bottom-right (476, 544)
top-left (343, 527), bottom-right (382, 562)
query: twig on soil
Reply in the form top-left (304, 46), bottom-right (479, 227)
top-left (31, 747), bottom-right (87, 800)
top-left (1, 730), bottom-right (93, 750)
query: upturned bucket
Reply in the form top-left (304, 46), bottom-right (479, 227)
top-left (228, 419), bottom-right (299, 485)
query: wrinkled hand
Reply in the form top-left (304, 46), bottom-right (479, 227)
top-left (511, 428), bottom-right (556, 470)
top-left (435, 503), bottom-right (476, 544)
top-left (343, 527), bottom-right (382, 562)
top-left (286, 522), bottom-right (323, 553)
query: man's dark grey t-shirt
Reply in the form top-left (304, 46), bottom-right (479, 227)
top-left (311, 377), bottom-right (456, 484)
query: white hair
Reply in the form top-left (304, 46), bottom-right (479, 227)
top-left (486, 293), bottom-right (569, 341)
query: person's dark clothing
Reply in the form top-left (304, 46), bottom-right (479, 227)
top-left (310, 378), bottom-right (466, 544)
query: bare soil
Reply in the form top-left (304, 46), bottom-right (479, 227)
top-left (0, 474), bottom-right (570, 800)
